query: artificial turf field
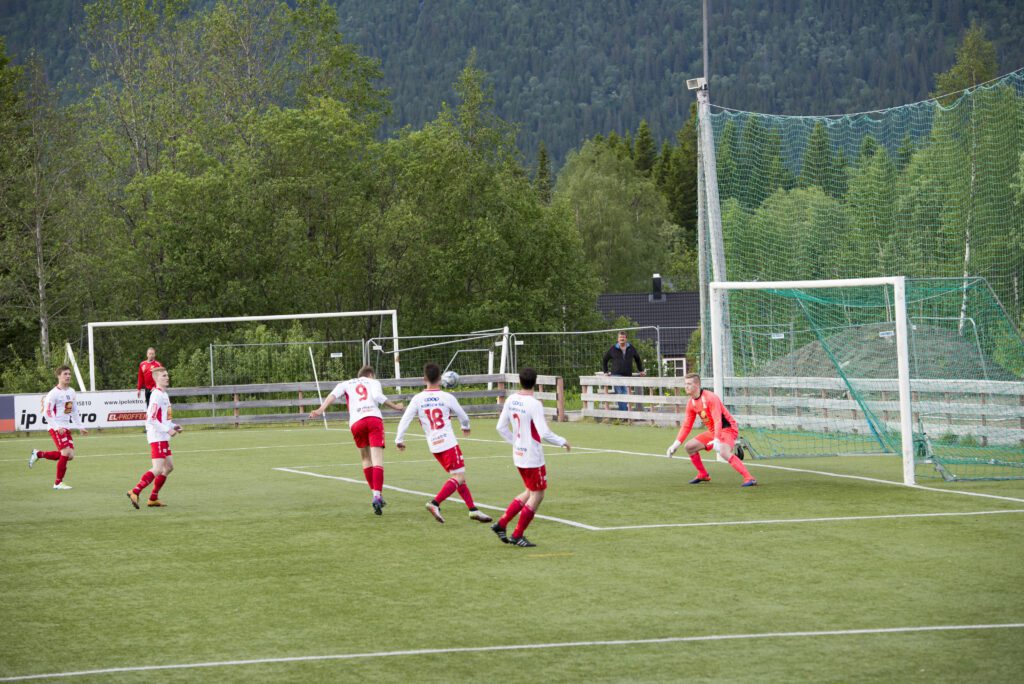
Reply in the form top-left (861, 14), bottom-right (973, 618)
top-left (2, 421), bottom-right (1023, 682)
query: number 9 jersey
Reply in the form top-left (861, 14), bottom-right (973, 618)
top-left (330, 377), bottom-right (387, 427)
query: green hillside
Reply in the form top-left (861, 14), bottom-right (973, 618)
top-left (2, 1), bottom-right (1023, 165)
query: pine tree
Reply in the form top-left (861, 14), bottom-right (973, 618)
top-left (654, 140), bottom-right (672, 191)
top-left (634, 119), bottom-right (656, 176)
top-left (932, 22), bottom-right (998, 103)
top-left (798, 121), bottom-right (835, 191)
top-left (535, 140), bottom-right (552, 203)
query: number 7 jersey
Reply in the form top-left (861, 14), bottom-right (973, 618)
top-left (496, 392), bottom-right (567, 468)
top-left (394, 389), bottom-right (470, 453)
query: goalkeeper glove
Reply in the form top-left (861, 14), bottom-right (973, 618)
top-left (666, 440), bottom-right (682, 457)
top-left (711, 438), bottom-right (722, 452)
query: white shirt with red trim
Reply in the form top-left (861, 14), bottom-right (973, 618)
top-left (146, 388), bottom-right (177, 443)
top-left (395, 388), bottom-right (470, 454)
top-left (330, 377), bottom-right (387, 427)
top-left (496, 392), bottom-right (566, 468)
top-left (43, 386), bottom-right (79, 430)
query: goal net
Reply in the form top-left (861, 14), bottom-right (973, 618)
top-left (696, 69), bottom-right (1024, 390)
top-left (712, 278), bottom-right (1024, 484)
top-left (85, 310), bottom-right (398, 390)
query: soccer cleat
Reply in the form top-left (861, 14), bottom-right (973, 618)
top-left (741, 479), bottom-right (758, 487)
top-left (29, 449), bottom-right (39, 468)
top-left (127, 491), bottom-right (140, 509)
top-left (52, 482), bottom-right (72, 491)
top-left (509, 536), bottom-right (536, 548)
top-left (468, 509), bottom-right (493, 523)
top-left (425, 501), bottom-right (445, 523)
top-left (490, 523), bottom-right (509, 544)
top-left (372, 496), bottom-right (384, 516)
top-left (688, 476), bottom-right (711, 484)
top-left (147, 499), bottom-right (167, 507)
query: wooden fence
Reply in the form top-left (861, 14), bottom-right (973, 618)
top-left (167, 373), bottom-right (565, 427)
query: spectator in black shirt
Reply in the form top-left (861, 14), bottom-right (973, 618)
top-left (602, 331), bottom-right (646, 411)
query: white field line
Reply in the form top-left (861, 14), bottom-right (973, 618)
top-left (272, 467), bottom-right (599, 531)
top-left (273, 466), bottom-right (1024, 531)
top-left (597, 509), bottom-right (1024, 531)
top-left (749, 461), bottom-right (1024, 504)
top-left (279, 454), bottom-right (510, 470)
top-left (2, 623), bottom-right (1021, 682)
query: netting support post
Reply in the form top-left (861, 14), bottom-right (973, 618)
top-left (696, 87), bottom-right (733, 379)
top-left (893, 276), bottom-right (916, 486)
top-left (391, 311), bottom-right (401, 380)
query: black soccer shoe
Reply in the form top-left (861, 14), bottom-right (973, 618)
top-left (509, 536), bottom-right (536, 548)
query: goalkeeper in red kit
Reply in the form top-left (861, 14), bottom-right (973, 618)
top-left (666, 373), bottom-right (757, 487)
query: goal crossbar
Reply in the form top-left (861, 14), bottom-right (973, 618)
top-left (710, 276), bottom-right (916, 485)
top-left (87, 310), bottom-right (399, 391)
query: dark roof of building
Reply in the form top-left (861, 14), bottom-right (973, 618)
top-left (597, 292), bottom-right (700, 357)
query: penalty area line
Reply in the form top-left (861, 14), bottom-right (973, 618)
top-left (2, 623), bottom-right (1022, 681)
top-left (272, 467), bottom-right (599, 530)
top-left (597, 508), bottom-right (1024, 531)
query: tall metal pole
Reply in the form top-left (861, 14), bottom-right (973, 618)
top-left (703, 0), bottom-right (709, 82)
top-left (696, 0), bottom-right (733, 382)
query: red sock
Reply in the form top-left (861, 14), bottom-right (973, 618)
top-left (512, 505), bottom-right (536, 538)
top-left (133, 470), bottom-right (155, 495)
top-left (55, 455), bottom-right (69, 484)
top-left (371, 466), bottom-right (384, 492)
top-left (362, 467), bottom-right (373, 488)
top-left (149, 475), bottom-right (167, 501)
top-left (456, 482), bottom-right (476, 509)
top-left (729, 455), bottom-right (754, 480)
top-left (690, 454), bottom-right (709, 478)
top-left (39, 450), bottom-right (61, 460)
top-left (498, 498), bottom-right (524, 528)
top-left (434, 477), bottom-right (458, 504)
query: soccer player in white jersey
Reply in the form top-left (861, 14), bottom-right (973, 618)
top-left (493, 367), bottom-right (571, 547)
top-left (128, 367), bottom-right (181, 508)
top-left (395, 363), bottom-right (493, 525)
top-left (29, 365), bottom-right (88, 490)
top-left (310, 365), bottom-right (403, 515)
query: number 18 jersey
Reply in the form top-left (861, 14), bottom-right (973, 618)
top-left (395, 389), bottom-right (470, 454)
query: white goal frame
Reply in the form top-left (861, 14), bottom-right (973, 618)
top-left (710, 277), bottom-right (916, 485)
top-left (87, 310), bottom-right (400, 391)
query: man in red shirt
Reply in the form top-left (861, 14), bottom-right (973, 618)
top-left (136, 347), bottom-right (163, 407)
top-left (666, 373), bottom-right (757, 487)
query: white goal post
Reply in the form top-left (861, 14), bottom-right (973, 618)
top-left (87, 310), bottom-right (400, 391)
top-left (710, 277), bottom-right (916, 485)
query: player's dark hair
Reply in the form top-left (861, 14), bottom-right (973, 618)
top-left (357, 365), bottom-right (375, 378)
top-left (519, 367), bottom-right (538, 390)
top-left (55, 365), bottom-right (71, 376)
top-left (424, 363), bottom-right (441, 383)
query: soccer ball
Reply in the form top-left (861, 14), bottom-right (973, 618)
top-left (441, 370), bottom-right (459, 389)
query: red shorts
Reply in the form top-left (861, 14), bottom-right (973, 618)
top-left (150, 441), bottom-right (171, 459)
top-left (49, 428), bottom-right (73, 451)
top-left (517, 465), bottom-right (548, 491)
top-left (351, 416), bottom-right (385, 449)
top-left (695, 428), bottom-right (739, 451)
top-left (433, 445), bottom-right (465, 472)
